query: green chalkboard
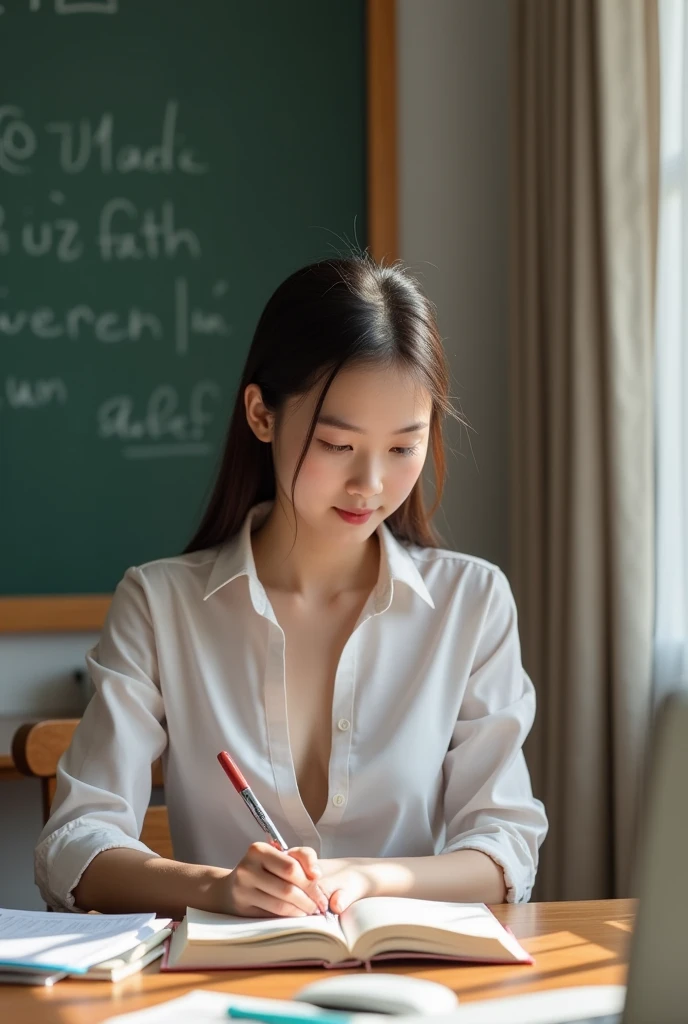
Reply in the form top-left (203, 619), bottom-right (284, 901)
top-left (0, 0), bottom-right (366, 597)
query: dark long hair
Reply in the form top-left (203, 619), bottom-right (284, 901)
top-left (185, 255), bottom-right (464, 552)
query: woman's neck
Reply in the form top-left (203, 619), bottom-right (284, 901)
top-left (251, 500), bottom-right (380, 602)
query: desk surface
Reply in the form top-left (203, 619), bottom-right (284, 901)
top-left (2, 899), bottom-right (633, 1023)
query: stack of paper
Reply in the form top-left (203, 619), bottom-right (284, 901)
top-left (0, 908), bottom-right (171, 986)
top-left (100, 991), bottom-right (371, 1023)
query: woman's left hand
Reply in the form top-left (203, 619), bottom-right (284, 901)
top-left (311, 858), bottom-right (377, 914)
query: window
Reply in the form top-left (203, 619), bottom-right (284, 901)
top-left (655, 0), bottom-right (688, 697)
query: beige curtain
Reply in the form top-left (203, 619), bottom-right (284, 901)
top-left (510, 0), bottom-right (659, 900)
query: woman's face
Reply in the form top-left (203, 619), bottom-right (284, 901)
top-left (271, 363), bottom-right (432, 542)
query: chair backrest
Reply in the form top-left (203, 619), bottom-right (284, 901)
top-left (12, 719), bottom-right (173, 860)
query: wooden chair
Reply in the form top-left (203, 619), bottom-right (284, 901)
top-left (12, 719), bottom-right (173, 860)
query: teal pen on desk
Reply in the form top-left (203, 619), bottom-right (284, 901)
top-left (228, 1008), bottom-right (353, 1024)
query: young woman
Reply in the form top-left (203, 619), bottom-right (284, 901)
top-left (36, 256), bottom-right (547, 919)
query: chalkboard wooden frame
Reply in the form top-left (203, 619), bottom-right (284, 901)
top-left (0, 0), bottom-right (398, 635)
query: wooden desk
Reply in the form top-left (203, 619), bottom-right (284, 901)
top-left (1, 899), bottom-right (633, 1023)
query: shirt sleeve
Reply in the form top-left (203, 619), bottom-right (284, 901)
top-left (440, 567), bottom-right (548, 903)
top-left (34, 567), bottom-right (167, 912)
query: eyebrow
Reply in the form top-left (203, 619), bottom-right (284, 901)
top-left (317, 414), bottom-right (428, 435)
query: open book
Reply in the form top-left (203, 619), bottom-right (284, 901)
top-left (163, 897), bottom-right (532, 970)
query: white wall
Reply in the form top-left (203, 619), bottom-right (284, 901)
top-left (0, 0), bottom-right (510, 909)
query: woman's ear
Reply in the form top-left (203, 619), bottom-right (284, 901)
top-left (244, 384), bottom-right (275, 443)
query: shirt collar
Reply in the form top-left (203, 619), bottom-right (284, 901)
top-left (374, 522), bottom-right (436, 612)
top-left (203, 502), bottom-right (272, 613)
top-left (203, 502), bottom-right (435, 613)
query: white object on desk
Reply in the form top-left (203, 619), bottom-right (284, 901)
top-left (0, 967), bottom-right (67, 986)
top-left (99, 984), bottom-right (627, 1024)
top-left (450, 984), bottom-right (626, 1023)
top-left (0, 907), bottom-right (170, 974)
top-left (100, 991), bottom-right (380, 1023)
top-left (295, 974), bottom-right (459, 1015)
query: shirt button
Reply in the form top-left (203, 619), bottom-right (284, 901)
top-left (337, 718), bottom-right (351, 731)
top-left (332, 793), bottom-right (346, 807)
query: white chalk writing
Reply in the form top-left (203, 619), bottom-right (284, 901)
top-left (0, 375), bottom-right (68, 409)
top-left (0, 279), bottom-right (230, 345)
top-left (9, 1), bottom-right (120, 13)
top-left (0, 95), bottom-right (227, 463)
top-left (98, 381), bottom-right (221, 450)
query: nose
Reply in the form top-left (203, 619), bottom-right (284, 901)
top-left (346, 455), bottom-right (382, 500)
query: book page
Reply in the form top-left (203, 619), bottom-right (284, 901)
top-left (339, 897), bottom-right (526, 962)
top-left (339, 897), bottom-right (491, 946)
top-left (166, 909), bottom-right (352, 968)
top-left (186, 906), bottom-right (346, 945)
top-left (0, 908), bottom-right (160, 972)
top-left (81, 944), bottom-right (166, 982)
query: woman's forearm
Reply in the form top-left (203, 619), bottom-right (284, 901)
top-left (358, 850), bottom-right (508, 904)
top-left (72, 847), bottom-right (230, 917)
top-left (72, 847), bottom-right (507, 918)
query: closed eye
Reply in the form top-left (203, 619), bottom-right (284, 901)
top-left (319, 441), bottom-right (352, 453)
top-left (318, 440), bottom-right (420, 457)
top-left (391, 445), bottom-right (420, 457)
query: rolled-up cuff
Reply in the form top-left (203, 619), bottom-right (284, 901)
top-left (440, 835), bottom-right (534, 903)
top-left (35, 816), bottom-right (160, 912)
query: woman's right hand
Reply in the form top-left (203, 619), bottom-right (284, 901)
top-left (220, 842), bottom-right (329, 918)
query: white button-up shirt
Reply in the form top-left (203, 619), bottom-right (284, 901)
top-left (35, 503), bottom-right (547, 911)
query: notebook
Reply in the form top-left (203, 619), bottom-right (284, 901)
top-left (72, 926), bottom-right (172, 981)
top-left (0, 966), bottom-right (67, 986)
top-left (0, 907), bottom-right (171, 976)
top-left (0, 943), bottom-right (167, 987)
top-left (162, 896), bottom-right (533, 970)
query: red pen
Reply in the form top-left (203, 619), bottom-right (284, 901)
top-left (217, 751), bottom-right (335, 920)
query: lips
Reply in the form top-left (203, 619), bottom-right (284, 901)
top-left (335, 507), bottom-right (375, 525)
